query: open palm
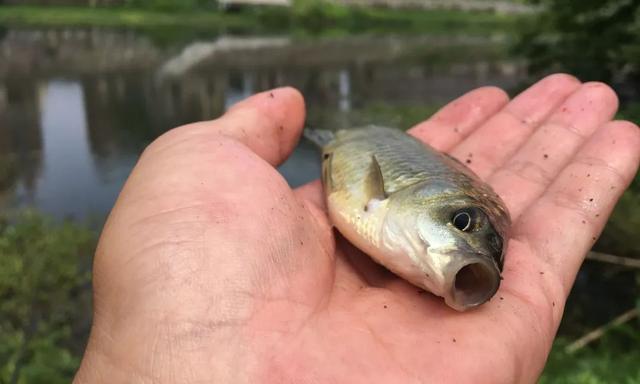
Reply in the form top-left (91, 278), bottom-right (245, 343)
top-left (75, 74), bottom-right (640, 384)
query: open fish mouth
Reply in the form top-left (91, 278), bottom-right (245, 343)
top-left (445, 256), bottom-right (501, 311)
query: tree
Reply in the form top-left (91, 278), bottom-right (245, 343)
top-left (515, 0), bottom-right (640, 100)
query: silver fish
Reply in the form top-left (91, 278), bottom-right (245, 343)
top-left (307, 126), bottom-right (511, 311)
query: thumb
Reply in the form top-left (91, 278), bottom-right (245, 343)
top-left (147, 86), bottom-right (306, 167)
top-left (92, 86), bottom-right (308, 316)
top-left (79, 87), bottom-right (311, 382)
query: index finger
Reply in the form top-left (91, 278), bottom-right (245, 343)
top-left (408, 86), bottom-right (509, 151)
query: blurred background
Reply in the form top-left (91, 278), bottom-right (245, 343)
top-left (0, 0), bottom-right (638, 382)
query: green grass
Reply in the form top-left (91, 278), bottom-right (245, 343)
top-left (0, 4), bottom-right (521, 35)
top-left (0, 5), bottom-right (251, 29)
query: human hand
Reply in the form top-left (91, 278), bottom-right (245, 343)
top-left (74, 74), bottom-right (640, 384)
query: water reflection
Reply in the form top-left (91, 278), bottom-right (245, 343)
top-left (338, 69), bottom-right (352, 112)
top-left (37, 81), bottom-right (105, 218)
top-left (0, 80), bottom-right (42, 207)
top-left (0, 28), bottom-right (525, 221)
top-left (225, 72), bottom-right (257, 110)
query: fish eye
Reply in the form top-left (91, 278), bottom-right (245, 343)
top-left (452, 210), bottom-right (473, 232)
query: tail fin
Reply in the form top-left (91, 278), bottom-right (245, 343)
top-left (303, 128), bottom-right (335, 148)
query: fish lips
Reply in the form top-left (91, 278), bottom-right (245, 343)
top-left (441, 252), bottom-right (502, 312)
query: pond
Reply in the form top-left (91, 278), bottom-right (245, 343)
top-left (0, 26), bottom-right (638, 334)
top-left (0, 28), bottom-right (523, 219)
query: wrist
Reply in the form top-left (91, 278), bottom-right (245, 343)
top-left (74, 317), bottom-right (249, 384)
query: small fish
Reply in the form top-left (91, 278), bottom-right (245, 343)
top-left (306, 126), bottom-right (510, 311)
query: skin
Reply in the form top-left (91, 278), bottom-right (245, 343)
top-left (74, 74), bottom-right (640, 384)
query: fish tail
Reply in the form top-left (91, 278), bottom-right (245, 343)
top-left (303, 128), bottom-right (335, 148)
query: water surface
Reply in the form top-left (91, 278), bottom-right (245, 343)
top-left (0, 28), bottom-right (523, 221)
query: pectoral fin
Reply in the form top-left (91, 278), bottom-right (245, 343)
top-left (322, 151), bottom-right (335, 192)
top-left (363, 155), bottom-right (387, 200)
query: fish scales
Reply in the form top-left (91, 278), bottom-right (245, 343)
top-left (328, 127), bottom-right (465, 194)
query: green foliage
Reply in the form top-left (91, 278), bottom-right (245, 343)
top-left (618, 103), bottom-right (640, 124)
top-left (542, 330), bottom-right (640, 383)
top-left (0, 4), bottom-right (519, 36)
top-left (0, 5), bottom-right (253, 30)
top-left (272, 1), bottom-right (518, 35)
top-left (0, 155), bottom-right (17, 191)
top-left (598, 188), bottom-right (640, 257)
top-left (289, 0), bottom-right (351, 32)
top-left (514, 0), bottom-right (640, 90)
top-left (122, 0), bottom-right (214, 11)
top-left (0, 212), bottom-right (96, 384)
